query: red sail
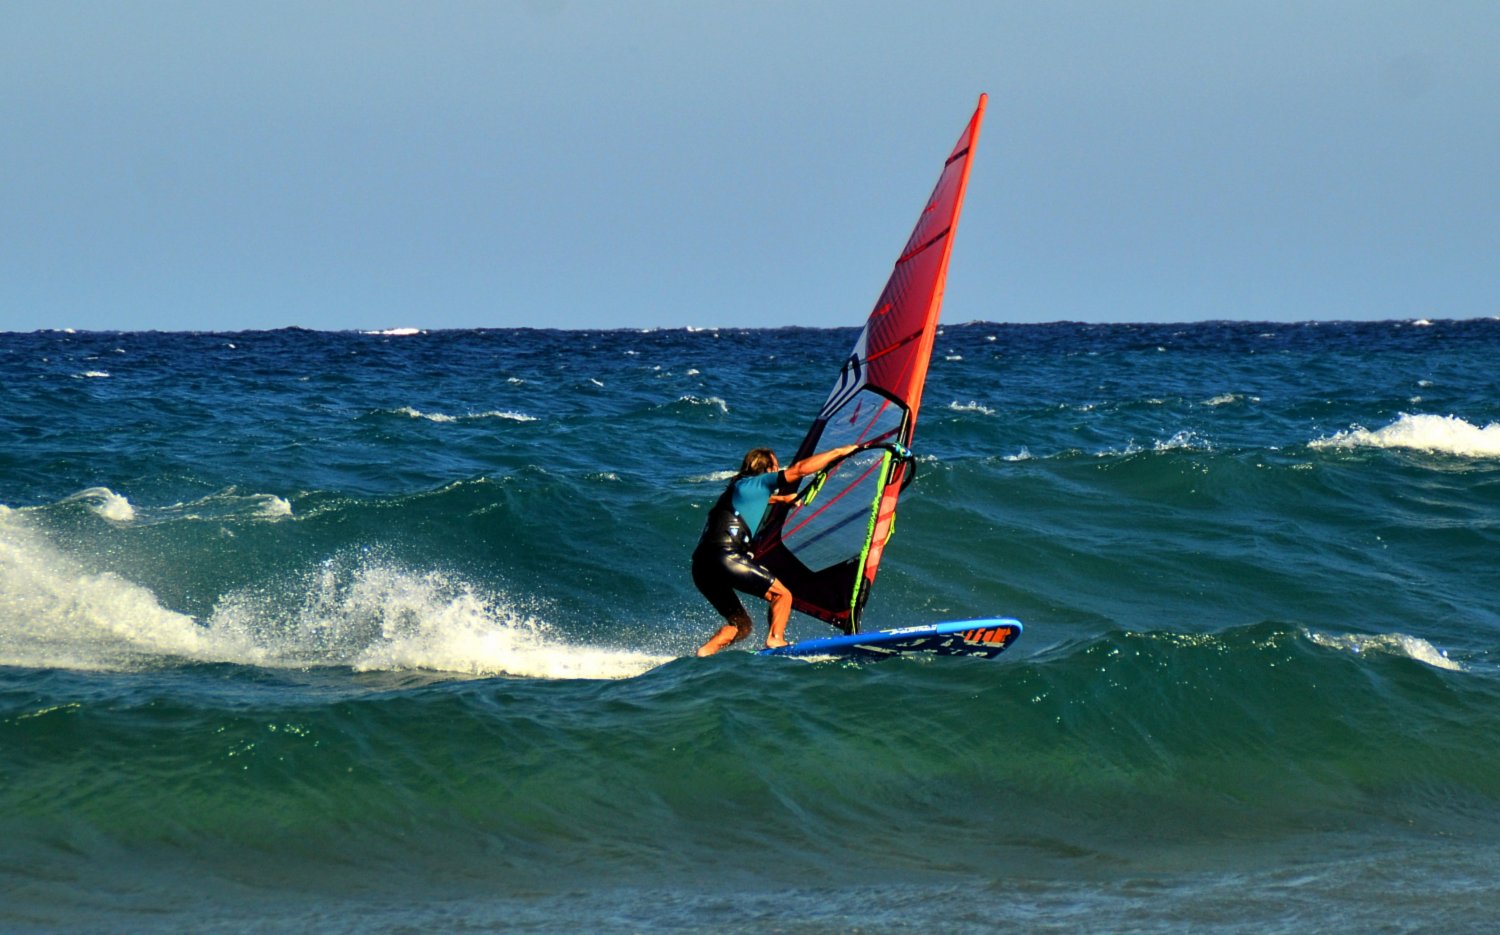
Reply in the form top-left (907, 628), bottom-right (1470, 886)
top-left (754, 94), bottom-right (986, 633)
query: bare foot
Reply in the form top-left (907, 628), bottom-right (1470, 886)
top-left (763, 637), bottom-right (789, 650)
top-left (697, 638), bottom-right (728, 657)
top-left (697, 624), bottom-right (745, 657)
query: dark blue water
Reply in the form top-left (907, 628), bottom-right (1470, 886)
top-left (4, 321), bottom-right (1500, 932)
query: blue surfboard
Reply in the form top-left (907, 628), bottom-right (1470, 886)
top-left (758, 618), bottom-right (1022, 661)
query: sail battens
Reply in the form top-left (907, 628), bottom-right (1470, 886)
top-left (753, 94), bottom-right (986, 633)
top-left (896, 228), bottom-right (951, 265)
top-left (862, 328), bottom-right (924, 366)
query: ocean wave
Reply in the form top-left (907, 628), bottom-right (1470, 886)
top-left (687, 469), bottom-right (738, 484)
top-left (1311, 413), bottom-right (1500, 458)
top-left (256, 495), bottom-right (294, 519)
top-left (0, 510), bottom-right (257, 671)
top-left (947, 400), bottom-right (995, 416)
top-left (151, 489), bottom-right (294, 524)
top-left (0, 512), bottom-right (662, 679)
top-left (61, 487), bottom-right (136, 523)
top-left (1154, 430), bottom-right (1209, 452)
top-left (1203, 393), bottom-right (1259, 407)
top-left (1096, 431), bottom-right (1211, 457)
top-left (1306, 629), bottom-right (1462, 671)
top-left (679, 395), bottom-right (728, 412)
top-left (392, 406), bottom-right (538, 423)
top-left (209, 558), bottom-right (667, 679)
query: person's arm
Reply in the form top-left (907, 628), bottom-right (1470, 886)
top-left (783, 444), bottom-right (861, 484)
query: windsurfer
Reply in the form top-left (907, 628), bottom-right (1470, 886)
top-left (692, 444), bottom-right (859, 656)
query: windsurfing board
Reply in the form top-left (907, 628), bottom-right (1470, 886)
top-left (759, 618), bottom-right (1021, 661)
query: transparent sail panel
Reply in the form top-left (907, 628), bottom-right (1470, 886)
top-left (779, 389), bottom-right (905, 574)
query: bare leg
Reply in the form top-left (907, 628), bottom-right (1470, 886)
top-left (697, 609), bottom-right (752, 657)
top-left (762, 579), bottom-right (793, 649)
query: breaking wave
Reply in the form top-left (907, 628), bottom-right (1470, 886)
top-left (1312, 413), bottom-right (1500, 458)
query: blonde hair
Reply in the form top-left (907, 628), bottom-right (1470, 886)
top-left (738, 447), bottom-right (777, 476)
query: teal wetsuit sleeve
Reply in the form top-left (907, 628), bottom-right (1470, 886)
top-left (730, 471), bottom-right (784, 533)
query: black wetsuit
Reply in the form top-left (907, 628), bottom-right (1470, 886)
top-left (691, 472), bottom-right (782, 620)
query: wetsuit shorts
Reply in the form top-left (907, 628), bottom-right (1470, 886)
top-left (691, 511), bottom-right (777, 620)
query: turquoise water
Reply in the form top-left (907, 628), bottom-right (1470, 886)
top-left (4, 321), bottom-right (1500, 932)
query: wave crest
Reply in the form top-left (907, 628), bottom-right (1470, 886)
top-left (0, 511), bottom-right (663, 679)
top-left (1312, 413), bottom-right (1500, 458)
top-left (61, 487), bottom-right (137, 523)
top-left (1306, 629), bottom-right (1462, 671)
top-left (393, 407), bottom-right (537, 423)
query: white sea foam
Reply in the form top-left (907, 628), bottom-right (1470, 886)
top-left (0, 510), bottom-right (258, 670)
top-left (364, 327), bottom-right (423, 336)
top-left (470, 409), bottom-right (537, 423)
top-left (1096, 431), bottom-right (1209, 458)
top-left (679, 395), bottom-right (729, 413)
top-left (157, 490), bottom-right (294, 523)
top-left (1154, 431), bottom-right (1208, 452)
top-left (1311, 413), bottom-right (1500, 458)
top-left (948, 400), bottom-right (995, 416)
top-left (256, 495), bottom-right (293, 519)
top-left (1002, 448), bottom-right (1034, 462)
top-left (689, 470), bottom-right (739, 483)
top-left (395, 406), bottom-right (536, 423)
top-left (1307, 629), bottom-right (1461, 672)
top-left (62, 487), bottom-right (136, 522)
top-left (211, 560), bottom-right (668, 679)
top-left (1204, 393), bottom-right (1259, 407)
top-left (398, 406), bottom-right (457, 422)
top-left (1413, 319), bottom-right (1434, 327)
top-left (0, 511), bottom-right (663, 678)
top-left (79, 370), bottom-right (110, 379)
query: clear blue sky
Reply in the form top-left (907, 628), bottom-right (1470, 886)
top-left (3, 1), bottom-right (1497, 332)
